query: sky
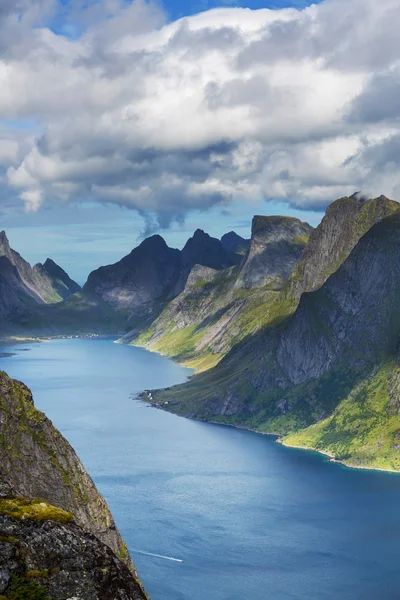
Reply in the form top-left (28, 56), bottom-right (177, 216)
top-left (0, 0), bottom-right (399, 282)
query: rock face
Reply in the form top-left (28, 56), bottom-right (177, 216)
top-left (85, 230), bottom-right (241, 315)
top-left (37, 258), bottom-right (81, 299)
top-left (220, 231), bottom-right (250, 255)
top-left (235, 216), bottom-right (312, 290)
top-left (84, 235), bottom-right (182, 312)
top-left (0, 373), bottom-right (150, 597)
top-left (0, 506), bottom-right (147, 600)
top-left (181, 229), bottom-right (241, 272)
top-left (0, 372), bottom-right (133, 571)
top-left (276, 213), bottom-right (400, 385)
top-left (287, 194), bottom-right (399, 298)
top-left (0, 232), bottom-right (80, 320)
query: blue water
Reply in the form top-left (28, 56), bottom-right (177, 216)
top-left (2, 339), bottom-right (400, 600)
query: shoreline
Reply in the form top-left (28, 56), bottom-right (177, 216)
top-left (278, 440), bottom-right (400, 474)
top-left (0, 333), bottom-right (118, 347)
top-left (7, 334), bottom-right (398, 477)
top-left (138, 392), bottom-right (400, 476)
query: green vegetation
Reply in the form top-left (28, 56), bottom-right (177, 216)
top-left (0, 497), bottom-right (73, 523)
top-left (283, 362), bottom-right (400, 471)
top-left (2, 575), bottom-right (50, 600)
top-left (293, 233), bottom-right (310, 246)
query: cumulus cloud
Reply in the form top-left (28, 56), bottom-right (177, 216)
top-left (2, 0), bottom-right (400, 224)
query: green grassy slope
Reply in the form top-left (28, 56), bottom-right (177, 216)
top-left (283, 361), bottom-right (400, 471)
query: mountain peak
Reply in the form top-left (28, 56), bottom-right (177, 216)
top-left (236, 215), bottom-right (312, 290)
top-left (138, 234), bottom-right (168, 250)
top-left (40, 258), bottom-right (81, 298)
top-left (287, 193), bottom-right (400, 298)
top-left (0, 230), bottom-right (11, 254)
top-left (221, 231), bottom-right (250, 255)
top-left (192, 228), bottom-right (209, 239)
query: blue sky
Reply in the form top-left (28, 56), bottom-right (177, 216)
top-left (2, 0), bottom-right (327, 283)
top-left (2, 0), bottom-right (397, 283)
top-left (164, 0), bottom-right (321, 21)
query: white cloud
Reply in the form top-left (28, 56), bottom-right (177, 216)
top-left (2, 0), bottom-right (400, 225)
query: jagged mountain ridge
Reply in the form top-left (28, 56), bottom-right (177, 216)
top-left (126, 196), bottom-right (397, 373)
top-left (0, 232), bottom-right (80, 320)
top-left (126, 216), bottom-right (312, 370)
top-left (84, 229), bottom-right (241, 318)
top-left (286, 194), bottom-right (400, 299)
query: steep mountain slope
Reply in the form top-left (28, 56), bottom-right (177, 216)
top-left (84, 235), bottom-right (182, 313)
top-left (128, 216), bottom-right (311, 370)
top-left (149, 211), bottom-right (400, 470)
top-left (0, 372), bottom-right (132, 568)
top-left (0, 232), bottom-right (63, 305)
top-left (234, 216), bottom-right (312, 290)
top-left (0, 372), bottom-right (149, 598)
top-left (286, 193), bottom-right (399, 299)
top-left (37, 258), bottom-right (81, 299)
top-left (0, 232), bottom-right (81, 324)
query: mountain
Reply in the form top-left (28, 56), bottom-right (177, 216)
top-left (84, 230), bottom-right (241, 323)
top-left (286, 193), bottom-right (399, 299)
top-left (0, 232), bottom-right (80, 322)
top-left (84, 235), bottom-right (182, 315)
top-left (126, 216), bottom-right (312, 371)
top-left (234, 216), bottom-right (312, 290)
top-left (221, 231), bottom-right (250, 255)
top-left (181, 229), bottom-right (241, 271)
top-left (0, 372), bottom-right (148, 598)
top-left (37, 258), bottom-right (81, 299)
top-left (143, 197), bottom-right (400, 471)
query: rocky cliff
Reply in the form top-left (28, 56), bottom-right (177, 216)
top-left (0, 232), bottom-right (81, 324)
top-left (235, 216), bottom-right (312, 290)
top-left (286, 194), bottom-right (399, 298)
top-left (0, 373), bottom-right (133, 567)
top-left (0, 489), bottom-right (147, 600)
top-left (0, 373), bottom-right (149, 598)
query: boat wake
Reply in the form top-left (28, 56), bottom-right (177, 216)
top-left (131, 549), bottom-right (183, 563)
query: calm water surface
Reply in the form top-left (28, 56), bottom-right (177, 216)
top-left (2, 339), bottom-right (400, 600)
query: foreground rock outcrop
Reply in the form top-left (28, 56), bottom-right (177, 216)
top-left (0, 372), bottom-right (149, 599)
top-left (0, 483), bottom-right (147, 600)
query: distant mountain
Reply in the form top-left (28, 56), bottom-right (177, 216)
top-left (84, 230), bottom-right (241, 318)
top-left (84, 235), bottom-right (182, 314)
top-left (221, 231), bottom-right (250, 255)
top-left (125, 215), bottom-right (312, 369)
top-left (37, 258), bottom-right (81, 299)
top-left (0, 232), bottom-right (78, 320)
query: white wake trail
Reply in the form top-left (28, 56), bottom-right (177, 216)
top-left (131, 549), bottom-right (183, 563)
